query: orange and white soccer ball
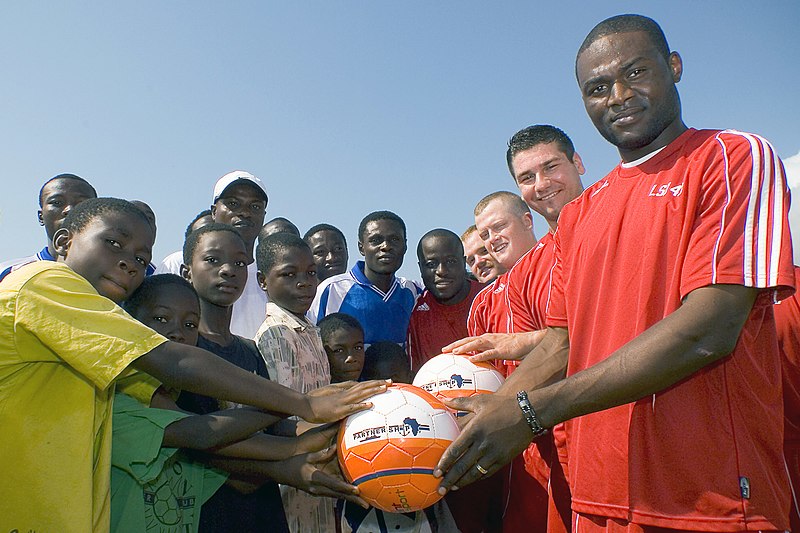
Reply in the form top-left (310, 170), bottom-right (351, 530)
top-left (412, 353), bottom-right (505, 401)
top-left (337, 383), bottom-right (460, 513)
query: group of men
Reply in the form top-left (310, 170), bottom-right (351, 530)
top-left (1, 12), bottom-right (797, 533)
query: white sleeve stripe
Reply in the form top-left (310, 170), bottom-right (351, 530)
top-left (769, 143), bottom-right (787, 287)
top-left (718, 130), bottom-right (785, 288)
top-left (757, 135), bottom-right (772, 285)
top-left (749, 131), bottom-right (785, 287)
top-left (712, 136), bottom-right (734, 285)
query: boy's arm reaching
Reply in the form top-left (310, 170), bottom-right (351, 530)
top-left (203, 447), bottom-right (369, 508)
top-left (163, 412), bottom-right (338, 462)
top-left (160, 406), bottom-right (286, 450)
top-left (132, 341), bottom-right (388, 423)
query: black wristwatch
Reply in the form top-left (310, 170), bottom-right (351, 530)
top-left (516, 390), bottom-right (549, 438)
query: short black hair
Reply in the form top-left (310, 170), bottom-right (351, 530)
top-left (362, 342), bottom-right (411, 382)
top-left (258, 217), bottom-right (300, 240)
top-left (38, 173), bottom-right (97, 207)
top-left (256, 231), bottom-right (311, 274)
top-left (123, 274), bottom-right (198, 317)
top-left (62, 197), bottom-right (150, 235)
top-left (417, 228), bottom-right (463, 260)
top-left (183, 223), bottom-right (245, 265)
top-left (318, 312), bottom-right (365, 342)
top-left (185, 209), bottom-right (212, 239)
top-left (303, 223), bottom-right (347, 248)
top-left (577, 14), bottom-right (670, 67)
top-left (358, 211), bottom-right (406, 243)
top-left (506, 125), bottom-right (576, 176)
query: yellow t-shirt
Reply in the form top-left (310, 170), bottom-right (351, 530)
top-left (0, 262), bottom-right (167, 533)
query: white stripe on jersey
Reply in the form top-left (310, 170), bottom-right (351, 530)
top-left (769, 143), bottom-right (788, 287)
top-left (712, 136), bottom-right (733, 285)
top-left (717, 130), bottom-right (786, 289)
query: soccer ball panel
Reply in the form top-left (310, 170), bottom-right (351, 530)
top-left (338, 383), bottom-right (460, 513)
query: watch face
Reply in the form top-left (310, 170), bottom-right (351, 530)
top-left (143, 456), bottom-right (201, 531)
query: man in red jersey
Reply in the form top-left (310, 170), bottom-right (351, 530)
top-left (462, 225), bottom-right (505, 284)
top-left (451, 126), bottom-right (587, 533)
top-left (468, 191), bottom-right (537, 341)
top-left (437, 14), bottom-right (795, 533)
top-left (470, 191), bottom-right (555, 533)
top-left (773, 265), bottom-right (800, 533)
top-left (407, 228), bottom-right (500, 533)
top-left (407, 229), bottom-right (483, 374)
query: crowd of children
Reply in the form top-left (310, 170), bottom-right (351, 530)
top-left (0, 164), bottom-right (475, 532)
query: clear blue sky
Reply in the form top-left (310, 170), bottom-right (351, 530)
top-left (1, 2), bottom-right (797, 280)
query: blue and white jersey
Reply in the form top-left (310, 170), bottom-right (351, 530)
top-left (0, 246), bottom-right (55, 283)
top-left (310, 261), bottom-right (422, 347)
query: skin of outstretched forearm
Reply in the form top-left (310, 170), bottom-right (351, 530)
top-left (162, 408), bottom-right (283, 450)
top-left (202, 433), bottom-right (299, 461)
top-left (133, 341), bottom-right (311, 419)
top-left (499, 327), bottom-right (570, 395)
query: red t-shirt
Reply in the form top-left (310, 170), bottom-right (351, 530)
top-left (467, 273), bottom-right (511, 337)
top-left (546, 129), bottom-right (795, 531)
top-left (773, 265), bottom-right (800, 532)
top-left (407, 279), bottom-right (483, 372)
top-left (503, 233), bottom-right (557, 376)
top-left (507, 232), bottom-right (556, 334)
top-left (774, 265), bottom-right (800, 444)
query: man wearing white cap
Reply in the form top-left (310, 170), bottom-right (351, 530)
top-left (208, 170), bottom-right (271, 339)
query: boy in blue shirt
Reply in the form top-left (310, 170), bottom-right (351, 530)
top-left (311, 211), bottom-right (421, 352)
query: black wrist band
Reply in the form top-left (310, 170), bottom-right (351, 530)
top-left (516, 390), bottom-right (549, 438)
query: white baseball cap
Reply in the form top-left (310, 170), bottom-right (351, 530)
top-left (212, 170), bottom-right (269, 204)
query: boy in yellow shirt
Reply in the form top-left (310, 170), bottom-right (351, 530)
top-left (0, 198), bottom-right (385, 533)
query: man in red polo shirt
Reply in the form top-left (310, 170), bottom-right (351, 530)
top-left (407, 229), bottom-right (483, 374)
top-left (470, 191), bottom-right (554, 533)
top-left (407, 228), bottom-right (498, 532)
top-left (457, 126), bottom-right (588, 533)
top-left (774, 264), bottom-right (800, 533)
top-left (468, 192), bottom-right (537, 341)
top-left (437, 14), bottom-right (794, 533)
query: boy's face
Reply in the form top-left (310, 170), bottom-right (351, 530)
top-left (323, 327), bottom-right (365, 382)
top-left (132, 284), bottom-right (200, 346)
top-left (55, 211), bottom-right (154, 303)
top-left (368, 358), bottom-right (412, 384)
top-left (184, 231), bottom-right (248, 307)
top-left (212, 182), bottom-right (267, 246)
top-left (307, 230), bottom-right (348, 282)
top-left (257, 246), bottom-right (318, 318)
top-left (39, 178), bottom-right (96, 243)
top-left (358, 219), bottom-right (407, 276)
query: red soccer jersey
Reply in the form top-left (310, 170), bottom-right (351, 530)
top-left (773, 265), bottom-right (800, 532)
top-left (407, 280), bottom-right (483, 372)
top-left (546, 129), bottom-right (794, 531)
top-left (507, 232), bottom-right (557, 334)
top-left (467, 273), bottom-right (512, 337)
top-left (503, 233), bottom-right (557, 376)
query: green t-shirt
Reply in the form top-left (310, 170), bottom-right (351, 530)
top-left (111, 393), bottom-right (227, 533)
